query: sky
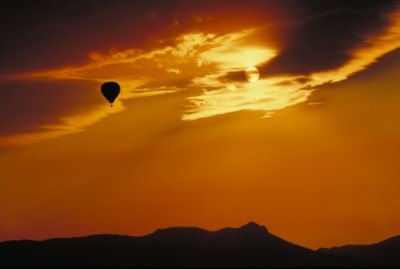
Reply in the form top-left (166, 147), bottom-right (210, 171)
top-left (1, 0), bottom-right (400, 249)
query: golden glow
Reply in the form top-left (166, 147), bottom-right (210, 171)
top-left (4, 7), bottom-right (400, 146)
top-left (183, 77), bottom-right (312, 120)
top-left (2, 9), bottom-right (400, 145)
top-left (2, 29), bottom-right (281, 145)
top-left (2, 3), bottom-right (400, 252)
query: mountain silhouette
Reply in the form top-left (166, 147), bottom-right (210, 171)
top-left (0, 222), bottom-right (379, 267)
top-left (319, 235), bottom-right (400, 267)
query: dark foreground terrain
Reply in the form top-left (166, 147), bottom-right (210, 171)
top-left (1, 222), bottom-right (399, 267)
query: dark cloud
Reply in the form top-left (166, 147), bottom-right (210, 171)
top-left (0, 0), bottom-right (296, 75)
top-left (2, 1), bottom-right (396, 76)
top-left (0, 79), bottom-right (101, 135)
top-left (0, 1), bottom-right (174, 74)
top-left (1, 0), bottom-right (398, 140)
top-left (343, 48), bottom-right (400, 82)
top-left (214, 0), bottom-right (400, 82)
top-left (260, 0), bottom-right (399, 75)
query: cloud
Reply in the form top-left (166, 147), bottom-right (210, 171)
top-left (0, 79), bottom-right (102, 135)
top-left (166, 68), bottom-right (181, 74)
top-left (0, 0), bottom-right (291, 76)
top-left (182, 3), bottom-right (400, 120)
top-left (0, 103), bottom-right (124, 147)
top-left (307, 8), bottom-right (400, 86)
top-left (181, 29), bottom-right (308, 121)
top-left (183, 77), bottom-right (312, 121)
top-left (0, 31), bottom-right (241, 147)
top-left (261, 1), bottom-right (400, 75)
top-left (1, 1), bottom-right (399, 147)
top-left (0, 78), bottom-right (127, 147)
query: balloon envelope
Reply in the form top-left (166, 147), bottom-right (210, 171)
top-left (101, 82), bottom-right (120, 106)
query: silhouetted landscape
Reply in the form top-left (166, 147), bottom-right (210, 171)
top-left (1, 222), bottom-right (399, 267)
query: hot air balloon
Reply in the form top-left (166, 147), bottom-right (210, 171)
top-left (101, 81), bottom-right (120, 107)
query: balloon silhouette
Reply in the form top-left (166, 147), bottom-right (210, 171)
top-left (101, 82), bottom-right (120, 107)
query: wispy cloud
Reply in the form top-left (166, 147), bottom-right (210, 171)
top-left (0, 102), bottom-right (125, 147)
top-left (182, 7), bottom-right (400, 120)
top-left (2, 6), bottom-right (400, 147)
top-left (0, 32), bottom-right (230, 147)
top-left (183, 77), bottom-right (312, 121)
top-left (308, 8), bottom-right (400, 86)
top-left (181, 28), bottom-right (307, 121)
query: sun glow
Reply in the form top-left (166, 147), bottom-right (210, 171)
top-left (245, 66), bottom-right (260, 82)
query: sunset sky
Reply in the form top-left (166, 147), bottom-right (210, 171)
top-left (1, 0), bottom-right (400, 249)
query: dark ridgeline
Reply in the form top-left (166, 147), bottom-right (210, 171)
top-left (0, 222), bottom-right (396, 267)
top-left (319, 235), bottom-right (400, 267)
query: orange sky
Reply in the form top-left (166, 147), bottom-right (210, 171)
top-left (1, 0), bottom-right (400, 249)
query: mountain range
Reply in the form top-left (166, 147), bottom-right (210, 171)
top-left (0, 222), bottom-right (398, 267)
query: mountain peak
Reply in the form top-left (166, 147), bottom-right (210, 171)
top-left (239, 222), bottom-right (269, 234)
